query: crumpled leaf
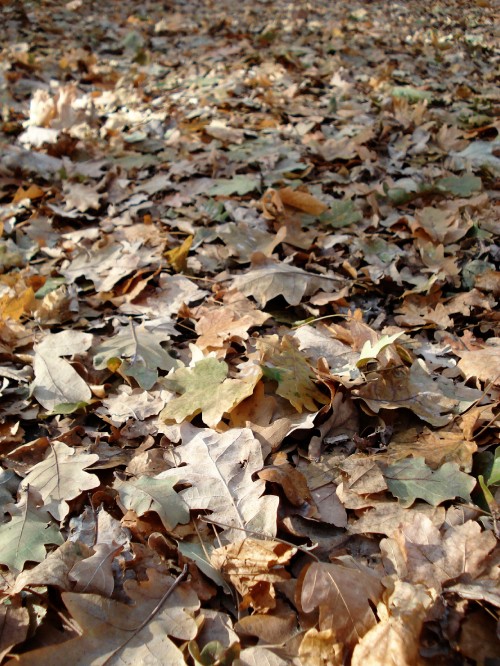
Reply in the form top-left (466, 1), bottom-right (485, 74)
top-left (159, 424), bottom-right (278, 539)
top-left (0, 488), bottom-right (63, 572)
top-left (354, 359), bottom-right (482, 426)
top-left (21, 441), bottom-right (100, 521)
top-left (211, 538), bottom-right (295, 612)
top-left (383, 457), bottom-right (476, 507)
top-left (32, 330), bottom-right (93, 411)
top-left (160, 357), bottom-right (261, 427)
top-left (258, 335), bottom-right (329, 412)
top-left (381, 513), bottom-right (497, 593)
top-left (93, 321), bottom-right (178, 390)
top-left (114, 476), bottom-right (190, 531)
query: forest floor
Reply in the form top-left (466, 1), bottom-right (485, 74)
top-left (0, 0), bottom-right (499, 664)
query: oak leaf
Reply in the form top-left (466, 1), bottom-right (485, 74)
top-left (0, 488), bottom-right (63, 572)
top-left (32, 330), bottom-right (93, 411)
top-left (159, 424), bottom-right (278, 539)
top-left (211, 538), bottom-right (295, 612)
top-left (258, 335), bottom-right (329, 412)
top-left (114, 476), bottom-right (190, 531)
top-left (6, 569), bottom-right (199, 666)
top-left (232, 259), bottom-right (340, 306)
top-left (21, 441), bottom-right (100, 521)
top-left (93, 321), bottom-right (178, 390)
top-left (160, 357), bottom-right (261, 427)
top-left (383, 457), bottom-right (475, 507)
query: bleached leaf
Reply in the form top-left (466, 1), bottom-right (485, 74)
top-left (21, 441), bottom-right (99, 521)
top-left (32, 330), bottom-right (93, 411)
top-left (232, 261), bottom-right (340, 307)
top-left (159, 425), bottom-right (278, 539)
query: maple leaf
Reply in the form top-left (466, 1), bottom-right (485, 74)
top-left (383, 457), bottom-right (476, 507)
top-left (258, 335), bottom-right (329, 412)
top-left (159, 424), bottom-right (278, 539)
top-left (114, 476), bottom-right (190, 531)
top-left (32, 330), bottom-right (93, 411)
top-left (21, 441), bottom-right (99, 521)
top-left (0, 488), bottom-right (63, 572)
top-left (93, 321), bottom-right (178, 390)
top-left (160, 357), bottom-right (261, 428)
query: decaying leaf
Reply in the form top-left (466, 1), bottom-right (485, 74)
top-left (211, 538), bottom-right (295, 612)
top-left (6, 569), bottom-right (199, 666)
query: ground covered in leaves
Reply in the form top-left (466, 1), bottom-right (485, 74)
top-left (0, 0), bottom-right (499, 663)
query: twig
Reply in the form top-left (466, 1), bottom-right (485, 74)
top-left (200, 517), bottom-right (320, 562)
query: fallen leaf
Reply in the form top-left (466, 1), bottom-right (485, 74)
top-left (299, 560), bottom-right (382, 650)
top-left (115, 475), bottom-right (190, 531)
top-left (21, 441), bottom-right (100, 521)
top-left (159, 425), bottom-right (278, 539)
top-left (32, 330), bottom-right (93, 411)
top-left (0, 488), bottom-right (63, 572)
top-left (383, 457), bottom-right (476, 507)
top-left (160, 356), bottom-right (260, 427)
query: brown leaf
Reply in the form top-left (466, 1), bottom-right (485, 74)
top-left (211, 538), bottom-right (295, 612)
top-left (299, 561), bottom-right (382, 649)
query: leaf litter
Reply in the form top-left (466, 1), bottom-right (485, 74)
top-left (0, 0), bottom-right (499, 664)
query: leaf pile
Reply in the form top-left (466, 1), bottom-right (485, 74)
top-left (0, 0), bottom-right (499, 664)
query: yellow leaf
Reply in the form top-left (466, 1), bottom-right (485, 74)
top-left (165, 235), bottom-right (193, 272)
top-left (0, 287), bottom-right (36, 321)
top-left (279, 187), bottom-right (327, 215)
top-left (12, 184), bottom-right (45, 204)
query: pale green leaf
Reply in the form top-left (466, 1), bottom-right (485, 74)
top-left (0, 489), bottom-right (63, 572)
top-left (320, 199), bottom-right (362, 228)
top-left (383, 457), bottom-right (476, 508)
top-left (93, 321), bottom-right (178, 390)
top-left (357, 332), bottom-right (403, 368)
top-left (209, 175), bottom-right (259, 196)
top-left (160, 357), bottom-right (259, 427)
top-left (115, 476), bottom-right (189, 531)
top-left (435, 175), bottom-right (482, 197)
